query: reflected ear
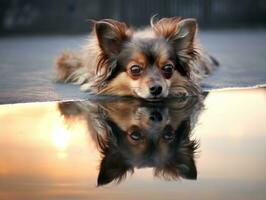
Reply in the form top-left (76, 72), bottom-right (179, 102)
top-left (154, 157), bottom-right (197, 180)
top-left (95, 19), bottom-right (130, 57)
top-left (97, 151), bottom-right (132, 186)
top-left (58, 102), bottom-right (83, 117)
top-left (177, 158), bottom-right (197, 180)
top-left (175, 118), bottom-right (197, 180)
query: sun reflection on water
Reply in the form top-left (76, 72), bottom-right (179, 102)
top-left (52, 116), bottom-right (71, 159)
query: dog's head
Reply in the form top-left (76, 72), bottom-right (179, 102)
top-left (92, 17), bottom-right (200, 100)
top-left (60, 98), bottom-right (203, 186)
top-left (96, 101), bottom-right (199, 186)
top-left (58, 96), bottom-right (205, 186)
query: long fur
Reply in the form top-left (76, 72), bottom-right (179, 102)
top-left (55, 16), bottom-right (218, 97)
top-left (58, 96), bottom-right (204, 186)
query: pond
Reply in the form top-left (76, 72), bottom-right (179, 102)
top-left (0, 87), bottom-right (265, 200)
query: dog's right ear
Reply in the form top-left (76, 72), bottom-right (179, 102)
top-left (97, 151), bottom-right (132, 186)
top-left (95, 19), bottom-right (131, 57)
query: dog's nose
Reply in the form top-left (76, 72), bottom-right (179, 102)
top-left (149, 111), bottom-right (163, 122)
top-left (149, 84), bottom-right (162, 96)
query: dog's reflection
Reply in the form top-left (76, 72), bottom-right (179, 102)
top-left (58, 97), bottom-right (204, 186)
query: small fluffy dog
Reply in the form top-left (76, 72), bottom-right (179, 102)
top-left (56, 16), bottom-right (217, 100)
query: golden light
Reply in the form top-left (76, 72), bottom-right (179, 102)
top-left (52, 126), bottom-right (70, 149)
top-left (52, 116), bottom-right (71, 151)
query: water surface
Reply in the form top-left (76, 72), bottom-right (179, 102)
top-left (0, 88), bottom-right (265, 200)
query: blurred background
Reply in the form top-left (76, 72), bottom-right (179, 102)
top-left (1, 0), bottom-right (266, 34)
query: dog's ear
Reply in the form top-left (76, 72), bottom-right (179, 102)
top-left (95, 19), bottom-right (130, 57)
top-left (173, 19), bottom-right (197, 51)
top-left (158, 118), bottom-right (197, 180)
top-left (175, 119), bottom-right (197, 180)
top-left (154, 157), bottom-right (197, 180)
top-left (177, 158), bottom-right (197, 180)
top-left (58, 101), bottom-right (84, 117)
top-left (152, 17), bottom-right (197, 51)
top-left (153, 138), bottom-right (197, 181)
top-left (97, 151), bottom-right (132, 186)
top-left (152, 17), bottom-right (197, 77)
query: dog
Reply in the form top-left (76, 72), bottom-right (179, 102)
top-left (56, 16), bottom-right (218, 100)
top-left (58, 96), bottom-right (204, 186)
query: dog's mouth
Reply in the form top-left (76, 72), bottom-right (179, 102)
top-left (133, 91), bottom-right (164, 102)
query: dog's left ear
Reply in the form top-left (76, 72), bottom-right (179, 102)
top-left (152, 17), bottom-right (197, 76)
top-left (177, 158), bottom-right (197, 180)
top-left (97, 151), bottom-right (132, 186)
top-left (175, 119), bottom-right (197, 180)
top-left (174, 19), bottom-right (197, 51)
top-left (152, 17), bottom-right (197, 51)
top-left (95, 19), bottom-right (131, 57)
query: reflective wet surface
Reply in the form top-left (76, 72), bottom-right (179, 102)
top-left (0, 88), bottom-right (266, 200)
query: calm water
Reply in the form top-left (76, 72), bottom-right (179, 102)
top-left (0, 88), bottom-right (265, 200)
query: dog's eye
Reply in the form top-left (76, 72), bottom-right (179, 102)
top-left (162, 125), bottom-right (174, 142)
top-left (162, 132), bottom-right (174, 141)
top-left (162, 64), bottom-right (174, 73)
top-left (130, 65), bottom-right (142, 76)
top-left (130, 131), bottom-right (142, 141)
top-left (162, 64), bottom-right (174, 79)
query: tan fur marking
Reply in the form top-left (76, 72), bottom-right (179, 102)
top-left (151, 17), bottom-right (181, 39)
top-left (55, 17), bottom-right (217, 98)
top-left (98, 72), bottom-right (133, 96)
top-left (128, 52), bottom-right (147, 68)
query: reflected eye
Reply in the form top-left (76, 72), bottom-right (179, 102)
top-left (130, 131), bottom-right (142, 141)
top-left (162, 132), bottom-right (174, 141)
top-left (130, 65), bottom-right (142, 76)
top-left (162, 64), bottom-right (174, 79)
top-left (162, 125), bottom-right (174, 141)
